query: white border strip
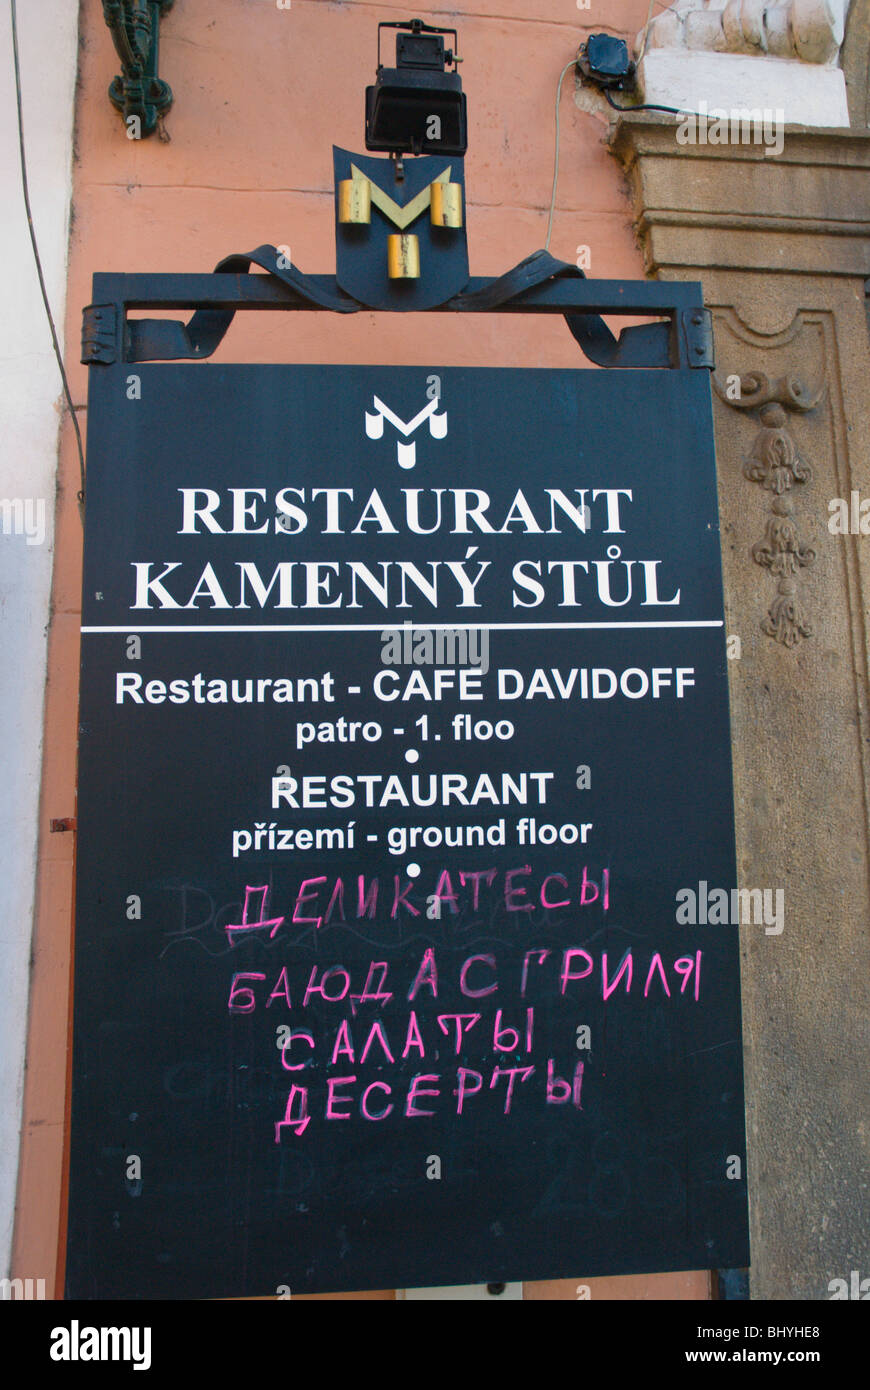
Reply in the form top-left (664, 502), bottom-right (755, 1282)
top-left (81, 620), bottom-right (725, 634)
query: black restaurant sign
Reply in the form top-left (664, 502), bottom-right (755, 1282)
top-left (67, 363), bottom-right (749, 1298)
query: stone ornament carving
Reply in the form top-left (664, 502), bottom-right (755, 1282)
top-left (641, 0), bottom-right (851, 66)
top-left (714, 371), bottom-right (824, 648)
top-left (751, 508), bottom-right (815, 645)
top-left (744, 404), bottom-right (813, 493)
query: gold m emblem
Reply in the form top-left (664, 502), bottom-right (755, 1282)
top-left (338, 165), bottom-right (463, 279)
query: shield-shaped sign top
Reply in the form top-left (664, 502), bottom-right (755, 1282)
top-left (333, 147), bottom-right (469, 311)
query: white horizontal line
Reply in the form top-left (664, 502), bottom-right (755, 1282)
top-left (80, 621), bottom-right (724, 634)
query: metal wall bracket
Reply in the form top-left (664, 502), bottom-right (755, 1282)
top-left (82, 249), bottom-right (715, 371)
top-left (102, 0), bottom-right (173, 137)
top-left (678, 306), bottom-right (714, 369)
top-left (82, 304), bottom-right (118, 364)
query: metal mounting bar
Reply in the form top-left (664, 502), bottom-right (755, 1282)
top-left (84, 258), bottom-right (713, 370)
top-left (93, 271), bottom-right (705, 314)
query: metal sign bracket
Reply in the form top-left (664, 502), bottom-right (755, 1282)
top-left (81, 248), bottom-right (715, 372)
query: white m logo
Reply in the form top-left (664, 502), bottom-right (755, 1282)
top-left (365, 395), bottom-right (447, 470)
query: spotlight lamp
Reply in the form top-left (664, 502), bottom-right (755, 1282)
top-left (365, 18), bottom-right (468, 157)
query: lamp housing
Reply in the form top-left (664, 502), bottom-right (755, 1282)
top-left (365, 20), bottom-right (467, 156)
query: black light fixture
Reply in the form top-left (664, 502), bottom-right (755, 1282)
top-left (365, 19), bottom-right (467, 157)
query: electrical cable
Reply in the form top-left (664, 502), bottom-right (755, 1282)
top-left (636, 0), bottom-right (660, 64)
top-left (602, 86), bottom-right (686, 116)
top-left (9, 0), bottom-right (86, 508)
top-left (544, 59), bottom-right (576, 253)
top-left (546, 53), bottom-right (687, 252)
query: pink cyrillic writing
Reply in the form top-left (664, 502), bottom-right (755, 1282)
top-left (227, 971), bottom-right (267, 1013)
top-left (225, 885), bottom-right (285, 940)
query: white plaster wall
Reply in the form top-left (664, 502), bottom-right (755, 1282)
top-left (0, 1), bottom-right (79, 1277)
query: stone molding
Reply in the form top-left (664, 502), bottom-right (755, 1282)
top-left (609, 117), bottom-right (870, 277)
top-left (640, 0), bottom-right (851, 65)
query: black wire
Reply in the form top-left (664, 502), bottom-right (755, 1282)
top-left (602, 86), bottom-right (686, 116)
top-left (10, 0), bottom-right (86, 508)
